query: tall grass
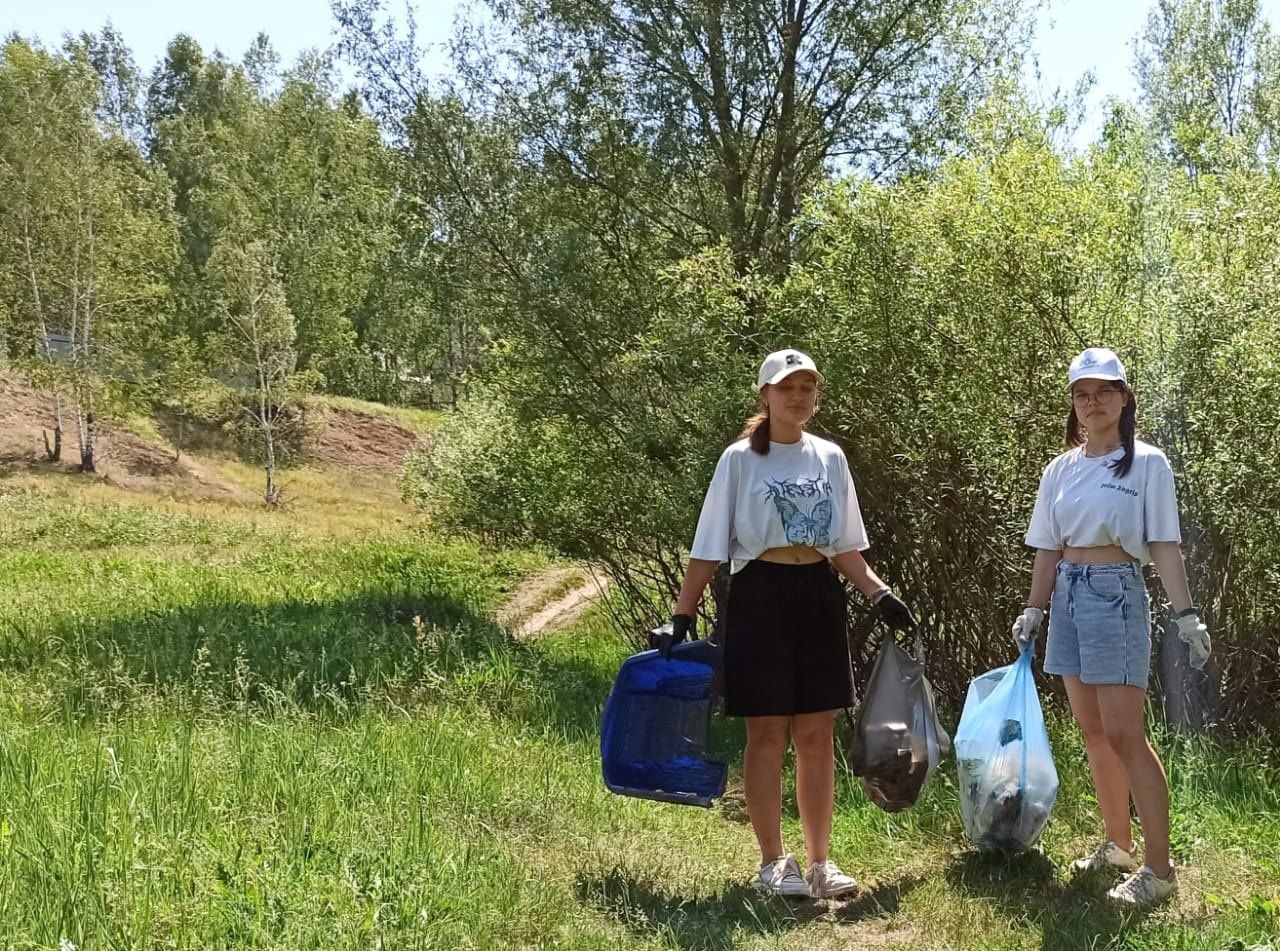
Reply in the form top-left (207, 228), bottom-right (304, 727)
top-left (0, 485), bottom-right (1275, 948)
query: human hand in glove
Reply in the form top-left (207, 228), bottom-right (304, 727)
top-left (1012, 606), bottom-right (1045, 651)
top-left (1173, 609), bottom-right (1211, 670)
top-left (649, 613), bottom-right (693, 659)
top-left (873, 589), bottom-right (918, 631)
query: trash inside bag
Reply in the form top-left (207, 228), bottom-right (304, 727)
top-left (954, 646), bottom-right (1058, 852)
top-left (849, 635), bottom-right (951, 813)
top-left (600, 637), bottom-right (727, 807)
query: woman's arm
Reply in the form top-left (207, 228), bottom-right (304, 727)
top-left (1148, 541), bottom-right (1194, 613)
top-left (1011, 548), bottom-right (1061, 649)
top-left (830, 548), bottom-right (918, 629)
top-left (828, 549), bottom-right (893, 600)
top-left (674, 558), bottom-right (721, 616)
top-left (1026, 548), bottom-right (1061, 609)
top-left (1150, 540), bottom-right (1210, 668)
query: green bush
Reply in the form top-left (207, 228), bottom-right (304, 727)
top-left (410, 116), bottom-right (1280, 732)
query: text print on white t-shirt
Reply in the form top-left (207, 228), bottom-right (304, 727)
top-left (1099, 480), bottom-right (1138, 497)
top-left (1024, 440), bottom-right (1182, 565)
top-left (764, 475), bottom-right (833, 547)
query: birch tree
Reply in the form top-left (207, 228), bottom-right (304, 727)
top-left (0, 37), bottom-right (176, 471)
top-left (207, 238), bottom-right (319, 506)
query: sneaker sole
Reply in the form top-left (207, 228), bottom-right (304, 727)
top-left (756, 881), bottom-right (811, 898)
top-left (1107, 892), bottom-right (1175, 907)
top-left (810, 883), bottom-right (860, 900)
top-left (1106, 885), bottom-right (1176, 907)
top-left (1071, 861), bottom-right (1137, 876)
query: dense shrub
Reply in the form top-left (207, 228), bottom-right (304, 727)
top-left (411, 122), bottom-right (1280, 733)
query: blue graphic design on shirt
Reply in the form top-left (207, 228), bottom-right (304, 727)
top-left (764, 477), bottom-right (834, 547)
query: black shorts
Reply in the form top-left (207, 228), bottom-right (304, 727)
top-left (722, 559), bottom-right (853, 718)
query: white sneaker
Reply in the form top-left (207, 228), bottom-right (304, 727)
top-left (1071, 840), bottom-right (1138, 875)
top-left (756, 854), bottom-right (809, 897)
top-left (1107, 866), bottom-right (1177, 907)
top-left (806, 859), bottom-right (860, 899)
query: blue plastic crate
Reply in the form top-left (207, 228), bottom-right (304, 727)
top-left (600, 638), bottom-right (728, 807)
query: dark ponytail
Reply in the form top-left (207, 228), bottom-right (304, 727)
top-left (1113, 394), bottom-right (1136, 477)
top-left (741, 402), bottom-right (771, 455)
top-left (1064, 383), bottom-right (1137, 478)
top-left (1065, 406), bottom-right (1083, 449)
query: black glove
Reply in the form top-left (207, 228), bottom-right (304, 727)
top-left (874, 591), bottom-right (917, 631)
top-left (649, 613), bottom-right (693, 659)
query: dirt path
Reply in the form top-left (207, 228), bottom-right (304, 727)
top-left (500, 567), bottom-right (612, 638)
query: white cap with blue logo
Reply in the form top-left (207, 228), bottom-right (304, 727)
top-left (1068, 347), bottom-right (1127, 388)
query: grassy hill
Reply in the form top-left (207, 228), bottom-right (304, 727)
top-left (0, 383), bottom-right (1277, 948)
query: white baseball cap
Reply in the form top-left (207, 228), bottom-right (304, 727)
top-left (1068, 347), bottom-right (1127, 388)
top-left (754, 349), bottom-right (824, 392)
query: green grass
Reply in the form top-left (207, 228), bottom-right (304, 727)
top-left (0, 491), bottom-right (270, 551)
top-left (0, 485), bottom-right (1277, 949)
top-left (318, 394), bottom-right (443, 433)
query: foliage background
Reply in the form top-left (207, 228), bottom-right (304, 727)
top-left (3, 0), bottom-right (1279, 729)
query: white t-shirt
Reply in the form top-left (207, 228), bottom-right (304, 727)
top-left (1025, 439), bottom-right (1181, 564)
top-left (689, 433), bottom-right (870, 573)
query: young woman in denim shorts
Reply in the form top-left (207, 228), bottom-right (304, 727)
top-left (664, 349), bottom-right (917, 899)
top-left (1012, 347), bottom-right (1212, 908)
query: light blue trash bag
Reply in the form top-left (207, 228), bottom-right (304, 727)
top-left (954, 644), bottom-right (1058, 852)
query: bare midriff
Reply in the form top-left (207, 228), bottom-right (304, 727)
top-left (1062, 544), bottom-right (1136, 565)
top-left (757, 544), bottom-right (826, 565)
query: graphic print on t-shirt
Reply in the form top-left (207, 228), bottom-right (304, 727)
top-left (764, 476), bottom-right (834, 547)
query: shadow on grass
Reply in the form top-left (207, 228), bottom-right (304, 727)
top-left (945, 848), bottom-right (1152, 950)
top-left (0, 585), bottom-right (618, 739)
top-left (576, 865), bottom-right (923, 950)
top-left (0, 454), bottom-right (82, 478)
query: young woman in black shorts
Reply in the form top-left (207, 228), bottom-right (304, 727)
top-left (666, 349), bottom-right (917, 898)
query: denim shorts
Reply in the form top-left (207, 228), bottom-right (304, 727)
top-left (1044, 562), bottom-right (1152, 689)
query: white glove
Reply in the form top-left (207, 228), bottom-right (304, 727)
top-left (1174, 611), bottom-right (1211, 670)
top-left (1012, 606), bottom-right (1045, 650)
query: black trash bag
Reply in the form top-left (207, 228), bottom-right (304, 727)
top-left (848, 635), bottom-right (951, 813)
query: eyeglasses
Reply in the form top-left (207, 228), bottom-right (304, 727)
top-left (1071, 388), bottom-right (1122, 406)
